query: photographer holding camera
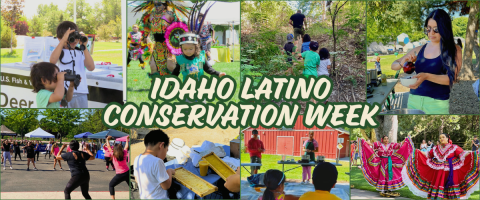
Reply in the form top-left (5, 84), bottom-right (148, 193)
top-left (50, 21), bottom-right (95, 108)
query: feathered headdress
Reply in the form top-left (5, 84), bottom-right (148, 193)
top-left (179, 0), bottom-right (216, 45)
top-left (132, 1), bottom-right (192, 30)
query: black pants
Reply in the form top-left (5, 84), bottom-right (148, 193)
top-left (127, 52), bottom-right (144, 65)
top-left (65, 173), bottom-right (91, 199)
top-left (35, 151), bottom-right (40, 161)
top-left (14, 151), bottom-right (21, 160)
top-left (109, 171), bottom-right (129, 195)
top-left (105, 157), bottom-right (115, 169)
top-left (45, 150), bottom-right (51, 159)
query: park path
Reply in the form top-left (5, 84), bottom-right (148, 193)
top-left (1, 191), bottom-right (128, 199)
top-left (351, 189), bottom-right (413, 199)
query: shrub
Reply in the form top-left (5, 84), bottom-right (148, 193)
top-left (14, 21), bottom-right (29, 35)
top-left (1, 22), bottom-right (17, 48)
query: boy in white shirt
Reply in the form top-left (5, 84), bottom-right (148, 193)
top-left (134, 130), bottom-right (175, 199)
top-left (50, 21), bottom-right (95, 108)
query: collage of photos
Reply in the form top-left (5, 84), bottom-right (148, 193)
top-left (0, 0), bottom-right (479, 200)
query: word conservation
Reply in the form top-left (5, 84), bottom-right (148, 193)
top-left (102, 76), bottom-right (381, 129)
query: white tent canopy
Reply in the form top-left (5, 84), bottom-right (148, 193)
top-left (25, 128), bottom-right (55, 138)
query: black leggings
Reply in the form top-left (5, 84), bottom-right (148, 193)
top-left (35, 151), bottom-right (40, 161)
top-left (45, 150), bottom-right (51, 159)
top-left (65, 173), bottom-right (91, 199)
top-left (127, 52), bottom-right (144, 65)
top-left (14, 151), bottom-right (21, 160)
top-left (109, 171), bottom-right (129, 195)
top-left (105, 157), bottom-right (115, 169)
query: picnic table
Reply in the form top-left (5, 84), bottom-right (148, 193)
top-left (241, 163), bottom-right (262, 176)
top-left (277, 161), bottom-right (342, 174)
top-left (368, 79), bottom-right (398, 110)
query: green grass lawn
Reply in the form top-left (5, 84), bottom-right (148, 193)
top-left (126, 60), bottom-right (240, 104)
top-left (240, 153), bottom-right (350, 183)
top-left (350, 167), bottom-right (480, 200)
top-left (1, 42), bottom-right (122, 65)
top-left (92, 41), bottom-right (122, 51)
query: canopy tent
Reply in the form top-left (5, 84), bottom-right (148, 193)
top-left (116, 136), bottom-right (129, 142)
top-left (25, 128), bottom-right (55, 138)
top-left (74, 132), bottom-right (93, 139)
top-left (88, 129), bottom-right (128, 139)
top-left (1, 125), bottom-right (17, 136)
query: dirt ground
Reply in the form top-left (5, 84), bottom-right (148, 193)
top-left (130, 127), bottom-right (240, 161)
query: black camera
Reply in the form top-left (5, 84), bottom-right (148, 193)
top-left (68, 31), bottom-right (88, 44)
top-left (62, 69), bottom-right (81, 90)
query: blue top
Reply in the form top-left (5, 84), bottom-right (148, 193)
top-left (301, 42), bottom-right (310, 53)
top-left (410, 45), bottom-right (454, 100)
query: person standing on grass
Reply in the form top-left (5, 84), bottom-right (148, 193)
top-left (52, 142), bottom-right (64, 171)
top-left (56, 141), bottom-right (95, 199)
top-left (247, 129), bottom-right (265, 175)
top-left (302, 131), bottom-right (318, 184)
top-left (105, 136), bottom-right (130, 200)
top-left (24, 142), bottom-right (37, 171)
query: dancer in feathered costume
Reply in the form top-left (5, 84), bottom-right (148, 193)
top-left (127, 24), bottom-right (147, 69)
top-left (402, 133), bottom-right (479, 199)
top-left (171, 1), bottom-right (225, 82)
top-left (132, 0), bottom-right (191, 77)
top-left (358, 135), bottom-right (414, 197)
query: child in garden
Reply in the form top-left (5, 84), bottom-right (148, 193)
top-left (260, 169), bottom-right (299, 200)
top-left (317, 48), bottom-right (331, 77)
top-left (301, 34), bottom-right (311, 53)
top-left (298, 41), bottom-right (320, 78)
top-left (283, 34), bottom-right (296, 65)
top-left (30, 62), bottom-right (76, 108)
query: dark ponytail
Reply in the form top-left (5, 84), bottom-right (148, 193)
top-left (262, 170), bottom-right (286, 200)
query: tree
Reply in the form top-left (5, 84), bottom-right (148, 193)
top-left (99, 0), bottom-right (121, 25)
top-left (66, 0), bottom-right (97, 34)
top-left (328, 1), bottom-right (349, 74)
top-left (27, 15), bottom-right (42, 37)
top-left (452, 17), bottom-right (468, 38)
top-left (108, 16), bottom-right (122, 39)
top-left (1, 0), bottom-right (25, 52)
top-left (41, 109), bottom-right (82, 143)
top-left (1, 109), bottom-right (40, 138)
top-left (374, 115), bottom-right (399, 143)
top-left (37, 3), bottom-right (70, 36)
top-left (458, 2), bottom-right (479, 80)
top-left (96, 24), bottom-right (113, 41)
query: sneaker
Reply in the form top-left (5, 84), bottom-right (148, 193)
top-left (27, 168), bottom-right (29, 171)
top-left (3, 168), bottom-right (5, 170)
top-left (34, 168), bottom-right (38, 171)
top-left (10, 166), bottom-right (12, 169)
top-left (53, 168), bottom-right (56, 171)
top-left (60, 168), bottom-right (64, 171)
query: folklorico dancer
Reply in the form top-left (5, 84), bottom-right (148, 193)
top-left (358, 135), bottom-right (414, 197)
top-left (132, 0), bottom-right (192, 77)
top-left (401, 133), bottom-right (479, 199)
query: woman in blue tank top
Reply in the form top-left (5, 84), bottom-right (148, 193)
top-left (390, 9), bottom-right (462, 114)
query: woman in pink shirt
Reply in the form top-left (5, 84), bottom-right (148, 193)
top-left (302, 131), bottom-right (318, 184)
top-left (103, 142), bottom-right (115, 171)
top-left (51, 143), bottom-right (64, 170)
top-left (106, 136), bottom-right (129, 200)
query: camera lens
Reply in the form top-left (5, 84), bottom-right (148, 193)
top-left (68, 36), bottom-right (76, 43)
top-left (80, 36), bottom-right (88, 43)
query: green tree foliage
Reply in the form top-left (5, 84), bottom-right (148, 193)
top-left (66, 0), bottom-right (97, 34)
top-left (452, 16), bottom-right (468, 38)
top-left (41, 109), bottom-right (82, 140)
top-left (1, 109), bottom-right (40, 138)
top-left (99, 0), bottom-right (121, 26)
top-left (36, 3), bottom-right (70, 37)
top-left (1, 16), bottom-right (18, 48)
top-left (27, 15), bottom-right (42, 37)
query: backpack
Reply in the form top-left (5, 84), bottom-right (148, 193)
top-left (247, 173), bottom-right (265, 187)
